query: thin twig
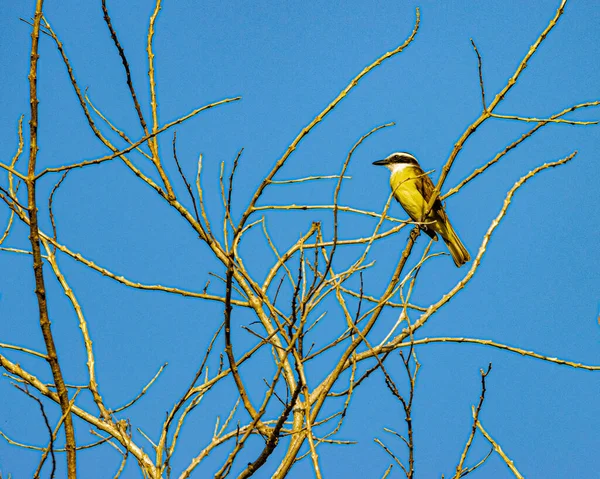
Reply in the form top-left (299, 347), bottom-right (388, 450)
top-left (113, 363), bottom-right (168, 413)
top-left (14, 385), bottom-right (56, 478)
top-left (393, 337), bottom-right (600, 371)
top-left (236, 8), bottom-right (420, 239)
top-left (375, 438), bottom-right (408, 477)
top-left (270, 175), bottom-right (351, 184)
top-left (172, 131), bottom-right (201, 223)
top-left (443, 100), bottom-right (600, 200)
top-left (48, 171), bottom-right (69, 253)
top-left (101, 0), bottom-right (149, 134)
top-left (475, 415), bottom-right (524, 479)
top-left (470, 39), bottom-right (486, 110)
top-left (491, 112), bottom-right (597, 125)
top-left (42, 239), bottom-right (110, 420)
top-left (424, 0), bottom-right (569, 216)
top-left (36, 97), bottom-right (241, 179)
top-left (454, 364), bottom-right (492, 478)
top-left (0, 343), bottom-right (47, 359)
top-left (34, 390), bottom-right (81, 479)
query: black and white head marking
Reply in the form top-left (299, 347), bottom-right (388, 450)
top-left (384, 152), bottom-right (419, 166)
top-left (372, 151), bottom-right (420, 172)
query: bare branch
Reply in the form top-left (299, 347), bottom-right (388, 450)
top-left (42, 239), bottom-right (110, 420)
top-left (36, 97), bottom-right (241, 180)
top-left (490, 112), bottom-right (597, 125)
top-left (269, 175), bottom-right (351, 185)
top-left (454, 364), bottom-right (492, 478)
top-left (14, 385), bottom-right (56, 478)
top-left (424, 0), bottom-right (569, 216)
top-left (0, 343), bottom-right (47, 360)
top-left (443, 100), bottom-right (600, 200)
top-left (470, 39), bottom-right (486, 110)
top-left (475, 415), bottom-right (524, 479)
top-left (172, 131), bottom-right (201, 224)
top-left (113, 362), bottom-right (168, 414)
top-left (101, 0), bottom-right (149, 135)
top-left (375, 438), bottom-right (408, 477)
top-left (236, 9), bottom-right (420, 237)
top-left (25, 3), bottom-right (77, 474)
top-left (395, 152), bottom-right (578, 343)
top-left (34, 390), bottom-right (81, 479)
top-left (394, 337), bottom-right (600, 371)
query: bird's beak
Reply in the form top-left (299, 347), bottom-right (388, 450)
top-left (372, 159), bottom-right (388, 166)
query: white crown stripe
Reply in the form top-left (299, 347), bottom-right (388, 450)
top-left (385, 152), bottom-right (418, 164)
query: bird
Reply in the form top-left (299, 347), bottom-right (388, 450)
top-left (373, 151), bottom-right (470, 267)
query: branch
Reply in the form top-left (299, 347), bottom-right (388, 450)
top-left (236, 383), bottom-right (303, 479)
top-left (36, 97), bottom-right (241, 179)
top-left (172, 131), bottom-right (201, 224)
top-left (475, 415), bottom-right (524, 479)
top-left (236, 8), bottom-right (420, 236)
top-left (269, 175), bottom-right (351, 185)
top-left (394, 337), bottom-right (600, 371)
top-left (0, 201), bottom-right (247, 305)
top-left (443, 100), bottom-right (600, 200)
top-left (85, 93), bottom-right (153, 160)
top-left (33, 390), bottom-right (81, 479)
top-left (26, 2), bottom-right (77, 475)
top-left (0, 342), bottom-right (47, 360)
top-left (101, 0), bottom-right (149, 134)
top-left (375, 438), bottom-right (408, 477)
top-left (424, 0), bottom-right (569, 216)
top-left (146, 0), bottom-right (175, 198)
top-left (470, 39), bottom-right (485, 110)
top-left (0, 353), bottom-right (158, 475)
top-left (15, 385), bottom-right (56, 478)
top-left (491, 112), bottom-right (597, 125)
top-left (396, 152), bottom-right (578, 342)
top-left (223, 255), bottom-right (260, 423)
top-left (113, 362), bottom-right (167, 413)
top-left (42, 239), bottom-right (110, 420)
top-left (253, 204), bottom-right (406, 224)
top-left (454, 364), bottom-right (492, 478)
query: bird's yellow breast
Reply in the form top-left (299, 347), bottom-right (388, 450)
top-left (390, 165), bottom-right (429, 222)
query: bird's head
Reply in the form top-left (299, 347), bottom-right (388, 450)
top-left (373, 152), bottom-right (419, 171)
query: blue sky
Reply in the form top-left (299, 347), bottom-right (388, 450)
top-left (1, 0), bottom-right (599, 477)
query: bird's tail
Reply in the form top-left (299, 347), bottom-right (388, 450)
top-left (439, 219), bottom-right (470, 267)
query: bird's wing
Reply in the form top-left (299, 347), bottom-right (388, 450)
top-left (416, 172), bottom-right (447, 222)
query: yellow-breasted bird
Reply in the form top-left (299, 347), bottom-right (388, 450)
top-left (373, 152), bottom-right (470, 267)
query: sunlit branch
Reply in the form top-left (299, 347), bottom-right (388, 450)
top-left (42, 239), bottom-right (110, 420)
top-left (424, 0), bottom-right (568, 216)
top-left (236, 8), bottom-right (420, 243)
top-left (0, 343), bottom-right (47, 359)
top-left (475, 413), bottom-right (524, 479)
top-left (0, 353), bottom-right (157, 476)
top-left (85, 93), bottom-right (153, 160)
top-left (269, 175), bottom-right (351, 185)
top-left (101, 0), bottom-right (149, 135)
top-left (490, 112), bottom-right (597, 125)
top-left (26, 4), bottom-right (77, 475)
top-left (253, 204), bottom-right (406, 224)
top-left (454, 364), bottom-right (492, 478)
top-left (113, 362), bottom-right (168, 414)
top-left (392, 337), bottom-right (600, 371)
top-left (36, 97), bottom-right (241, 179)
top-left (396, 152), bottom-right (578, 342)
top-left (443, 100), bottom-right (600, 200)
